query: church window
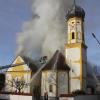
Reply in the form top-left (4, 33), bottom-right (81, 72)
top-left (72, 32), bottom-right (75, 39)
top-left (49, 85), bottom-right (53, 92)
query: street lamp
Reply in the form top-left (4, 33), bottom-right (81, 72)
top-left (92, 33), bottom-right (100, 45)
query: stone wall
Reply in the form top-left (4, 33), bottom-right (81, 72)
top-left (59, 95), bottom-right (100, 100)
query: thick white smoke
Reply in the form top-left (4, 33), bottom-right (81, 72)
top-left (16, 0), bottom-right (72, 58)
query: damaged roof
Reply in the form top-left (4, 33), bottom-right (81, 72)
top-left (42, 50), bottom-right (70, 71)
top-left (20, 56), bottom-right (38, 73)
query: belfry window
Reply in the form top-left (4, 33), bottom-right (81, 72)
top-left (72, 32), bottom-right (75, 39)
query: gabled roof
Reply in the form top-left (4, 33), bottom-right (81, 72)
top-left (42, 50), bottom-right (70, 71)
top-left (1, 56), bottom-right (38, 73)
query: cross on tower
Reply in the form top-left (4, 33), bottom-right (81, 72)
top-left (74, 0), bottom-right (76, 6)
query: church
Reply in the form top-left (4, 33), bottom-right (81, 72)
top-left (40, 1), bottom-right (87, 96)
top-left (5, 1), bottom-right (90, 98)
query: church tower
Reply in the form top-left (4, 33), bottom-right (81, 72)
top-left (65, 1), bottom-right (87, 92)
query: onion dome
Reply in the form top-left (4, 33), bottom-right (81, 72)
top-left (66, 5), bottom-right (85, 21)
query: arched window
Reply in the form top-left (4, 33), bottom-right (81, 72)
top-left (72, 32), bottom-right (75, 39)
top-left (49, 85), bottom-right (53, 92)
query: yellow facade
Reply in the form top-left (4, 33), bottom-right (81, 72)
top-left (6, 56), bottom-right (31, 78)
top-left (6, 56), bottom-right (32, 93)
top-left (67, 17), bottom-right (84, 44)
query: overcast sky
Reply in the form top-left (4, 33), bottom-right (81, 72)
top-left (0, 0), bottom-right (100, 67)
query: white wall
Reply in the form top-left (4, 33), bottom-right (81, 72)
top-left (0, 94), bottom-right (32, 100)
top-left (59, 97), bottom-right (74, 100)
top-left (65, 47), bottom-right (81, 92)
top-left (10, 95), bottom-right (32, 100)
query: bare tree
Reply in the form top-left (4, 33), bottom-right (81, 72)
top-left (6, 77), bottom-right (29, 93)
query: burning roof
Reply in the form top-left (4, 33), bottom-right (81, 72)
top-left (20, 56), bottom-right (38, 73)
top-left (42, 50), bottom-right (70, 71)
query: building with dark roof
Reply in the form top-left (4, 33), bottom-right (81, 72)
top-left (42, 50), bottom-right (70, 71)
top-left (41, 50), bottom-right (70, 97)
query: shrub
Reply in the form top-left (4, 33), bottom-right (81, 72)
top-left (0, 73), bottom-right (5, 91)
top-left (72, 90), bottom-right (86, 95)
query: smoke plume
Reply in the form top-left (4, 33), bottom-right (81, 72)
top-left (16, 0), bottom-right (73, 58)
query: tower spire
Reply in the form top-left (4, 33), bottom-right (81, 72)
top-left (74, 0), bottom-right (76, 6)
